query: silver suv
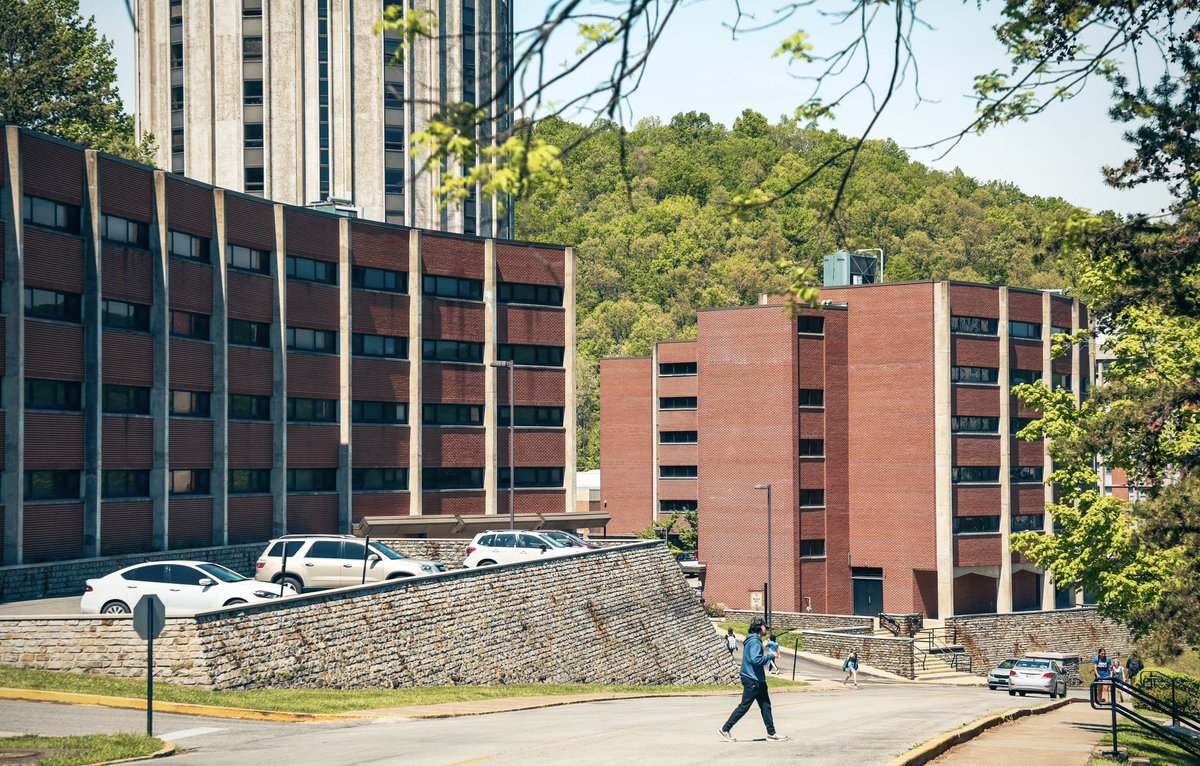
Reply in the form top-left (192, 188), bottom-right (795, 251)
top-left (254, 535), bottom-right (447, 592)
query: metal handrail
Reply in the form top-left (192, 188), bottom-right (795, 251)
top-left (913, 630), bottom-right (972, 673)
top-left (1136, 670), bottom-right (1200, 721)
top-left (878, 613), bottom-right (901, 636)
top-left (1090, 677), bottom-right (1200, 759)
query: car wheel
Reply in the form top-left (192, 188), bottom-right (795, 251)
top-left (101, 600), bottom-right (130, 614)
top-left (224, 598), bottom-right (247, 607)
top-left (1008, 691), bottom-right (1016, 696)
top-left (988, 685), bottom-right (996, 691)
top-left (1018, 691), bottom-right (1026, 697)
top-left (477, 559), bottom-right (496, 566)
top-left (280, 575), bottom-right (303, 593)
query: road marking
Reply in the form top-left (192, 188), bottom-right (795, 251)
top-left (158, 726), bottom-right (226, 741)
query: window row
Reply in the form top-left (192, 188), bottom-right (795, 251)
top-left (953, 366), bottom-right (1074, 390)
top-left (659, 430), bottom-right (697, 444)
top-left (950, 315), bottom-right (1072, 341)
top-left (953, 513), bottom-right (1045, 534)
top-left (660, 500), bottom-right (697, 513)
top-left (951, 415), bottom-right (1043, 435)
top-left (659, 396), bottom-right (697, 410)
top-left (659, 465), bottom-right (697, 479)
top-left (659, 362), bottom-right (696, 377)
top-left (951, 465), bottom-right (1045, 483)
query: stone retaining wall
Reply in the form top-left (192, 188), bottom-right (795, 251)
top-left (723, 610), bottom-right (875, 632)
top-left (801, 630), bottom-right (915, 679)
top-left (945, 608), bottom-right (1133, 684)
top-left (0, 541), bottom-right (735, 690)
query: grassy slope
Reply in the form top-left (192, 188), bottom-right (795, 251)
top-left (0, 734), bottom-right (163, 766)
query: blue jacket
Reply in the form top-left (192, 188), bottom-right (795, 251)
top-left (740, 634), bottom-right (776, 681)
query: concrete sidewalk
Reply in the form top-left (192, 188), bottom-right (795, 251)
top-left (928, 699), bottom-right (1112, 765)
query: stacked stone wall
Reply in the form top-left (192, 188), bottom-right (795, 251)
top-left (723, 610), bottom-right (874, 632)
top-left (801, 630), bottom-right (915, 679)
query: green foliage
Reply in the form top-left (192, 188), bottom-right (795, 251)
top-left (375, 4), bottom-right (437, 66)
top-left (634, 509), bottom-right (698, 553)
top-left (0, 0), bottom-right (153, 163)
top-left (0, 734), bottom-right (163, 766)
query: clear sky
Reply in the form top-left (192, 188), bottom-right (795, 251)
top-left (85, 0), bottom-right (1171, 216)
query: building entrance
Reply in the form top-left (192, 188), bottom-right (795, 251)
top-left (851, 567), bottom-right (883, 616)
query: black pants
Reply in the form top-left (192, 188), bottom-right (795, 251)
top-left (722, 678), bottom-right (774, 735)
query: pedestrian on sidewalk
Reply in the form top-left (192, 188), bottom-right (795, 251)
top-left (726, 628), bottom-right (738, 657)
top-left (1093, 647), bottom-right (1112, 704)
top-left (1110, 658), bottom-right (1127, 703)
top-left (842, 650), bottom-right (860, 687)
top-left (718, 620), bottom-right (787, 743)
top-left (1127, 651), bottom-right (1144, 681)
top-left (766, 634), bottom-right (780, 675)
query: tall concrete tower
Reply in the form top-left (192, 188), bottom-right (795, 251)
top-left (136, 0), bottom-right (513, 237)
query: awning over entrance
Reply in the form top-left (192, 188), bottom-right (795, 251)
top-left (353, 511), bottom-right (612, 539)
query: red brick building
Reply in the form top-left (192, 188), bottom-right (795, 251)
top-left (600, 282), bottom-right (1091, 618)
top-left (1, 125), bottom-right (577, 565)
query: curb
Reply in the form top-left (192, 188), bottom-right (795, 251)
top-left (96, 742), bottom-right (178, 764)
top-left (885, 697), bottom-right (1076, 766)
top-left (0, 688), bottom-right (348, 723)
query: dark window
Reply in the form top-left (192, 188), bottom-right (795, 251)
top-left (498, 344), bottom-right (564, 367)
top-left (286, 255), bottom-right (337, 285)
top-left (353, 333), bottom-right (408, 359)
top-left (659, 430), bottom-right (698, 444)
top-left (353, 467), bottom-right (409, 491)
top-left (287, 326), bottom-right (338, 354)
top-left (25, 287), bottom-right (81, 322)
top-left (1011, 417), bottom-right (1039, 435)
top-left (352, 265), bottom-right (407, 293)
top-left (799, 489), bottom-right (825, 507)
top-left (100, 214), bottom-right (149, 248)
top-left (25, 470), bottom-right (80, 500)
top-left (122, 563), bottom-right (169, 582)
top-left (1052, 373), bottom-right (1072, 390)
top-left (1010, 320), bottom-right (1042, 340)
top-left (800, 539), bottom-right (825, 558)
top-left (102, 469), bottom-right (149, 498)
top-left (230, 468), bottom-right (271, 494)
top-left (243, 35), bottom-right (263, 61)
top-left (168, 230), bottom-right (209, 262)
top-left (424, 403), bottom-right (483, 426)
top-left (497, 467), bottom-right (564, 488)
top-left (953, 515), bottom-right (1001, 534)
top-left (243, 0), bottom-right (262, 16)
top-left (1010, 369), bottom-right (1043, 386)
top-left (951, 416), bottom-right (999, 434)
top-left (1011, 465), bottom-right (1044, 483)
top-left (308, 540), bottom-right (341, 558)
top-left (228, 244), bottom-right (271, 274)
top-left (660, 500), bottom-right (697, 513)
top-left (659, 396), bottom-right (697, 410)
top-left (659, 465), bottom-right (697, 479)
top-left (1051, 325), bottom-right (1071, 336)
top-left (950, 315), bottom-right (998, 335)
top-left (799, 389), bottom-right (824, 407)
top-left (797, 315), bottom-right (824, 335)
top-left (171, 390), bottom-right (211, 417)
top-left (287, 398), bottom-right (337, 422)
top-left (244, 122), bottom-right (264, 149)
top-left (102, 299), bottom-right (151, 332)
top-left (1012, 513), bottom-right (1045, 532)
top-left (229, 318), bottom-right (270, 348)
top-left (658, 362), bottom-right (697, 377)
top-left (265, 540), bottom-right (304, 557)
top-left (799, 439), bottom-right (824, 457)
top-left (952, 466), bottom-right (1001, 483)
top-left (423, 274), bottom-right (482, 301)
top-left (26, 379), bottom-right (82, 411)
top-left (384, 124), bottom-right (405, 152)
top-left (22, 196), bottom-right (80, 233)
top-left (951, 366), bottom-right (999, 385)
top-left (353, 400), bottom-right (408, 424)
top-left (422, 339), bottom-right (483, 364)
top-left (103, 384), bottom-right (150, 415)
top-left (244, 166), bottom-right (264, 194)
top-left (243, 79), bottom-right (263, 105)
top-left (170, 469), bottom-right (210, 495)
top-left (423, 467), bottom-right (484, 490)
top-left (171, 310), bottom-right (210, 340)
top-left (498, 406), bottom-right (563, 427)
top-left (287, 468), bottom-right (337, 492)
top-left (385, 167), bottom-right (404, 195)
top-left (229, 393), bottom-right (270, 420)
top-left (498, 281), bottom-right (563, 306)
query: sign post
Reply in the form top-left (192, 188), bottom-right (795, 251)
top-left (132, 594), bottom-right (166, 736)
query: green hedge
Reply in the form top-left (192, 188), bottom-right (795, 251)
top-left (1134, 667), bottom-right (1200, 717)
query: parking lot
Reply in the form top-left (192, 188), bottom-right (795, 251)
top-left (0, 596), bottom-right (83, 615)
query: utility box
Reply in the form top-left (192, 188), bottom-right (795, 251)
top-left (824, 250), bottom-right (878, 286)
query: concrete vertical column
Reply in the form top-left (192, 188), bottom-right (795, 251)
top-left (149, 171), bottom-right (171, 551)
top-left (933, 281), bottom-right (955, 619)
top-left (563, 246), bottom-right (578, 514)
top-left (336, 218), bottom-right (352, 533)
top-left (650, 343), bottom-right (659, 526)
top-left (996, 288), bottom-right (1013, 613)
top-left (483, 239), bottom-right (498, 514)
top-left (270, 205), bottom-right (288, 535)
top-left (211, 190), bottom-right (229, 545)
top-left (1040, 292), bottom-right (1057, 610)
top-left (81, 151), bottom-right (103, 558)
top-left (2, 127), bottom-right (25, 565)
top-left (1071, 298), bottom-right (1085, 608)
top-left (407, 229), bottom-right (423, 511)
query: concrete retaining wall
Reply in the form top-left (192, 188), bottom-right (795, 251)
top-left (801, 630), bottom-right (915, 679)
top-left (723, 610), bottom-right (874, 632)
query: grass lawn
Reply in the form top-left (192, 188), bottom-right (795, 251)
top-left (0, 733), bottom-right (163, 766)
top-left (1145, 646), bottom-right (1200, 677)
top-left (719, 621), bottom-right (804, 651)
top-left (1087, 721), bottom-right (1198, 766)
top-left (0, 665), bottom-right (803, 714)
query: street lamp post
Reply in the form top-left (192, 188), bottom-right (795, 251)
top-left (491, 360), bottom-right (515, 528)
top-left (754, 483), bottom-right (772, 627)
top-left (855, 247), bottom-right (885, 284)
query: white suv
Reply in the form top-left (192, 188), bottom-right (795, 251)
top-left (463, 530), bottom-right (581, 567)
top-left (254, 535), bottom-right (447, 592)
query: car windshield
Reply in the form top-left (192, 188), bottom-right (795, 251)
top-left (534, 534), bottom-right (566, 548)
top-left (369, 542), bottom-right (407, 560)
top-left (677, 552), bottom-right (697, 561)
top-left (197, 563), bottom-right (246, 583)
top-left (544, 532), bottom-right (578, 546)
top-left (1015, 660), bottom-right (1050, 669)
top-left (998, 659), bottom-right (1017, 669)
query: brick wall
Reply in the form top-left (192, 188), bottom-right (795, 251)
top-left (800, 630), bottom-right (916, 679)
top-left (599, 358), bottom-right (654, 533)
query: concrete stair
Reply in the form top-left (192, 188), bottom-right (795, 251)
top-left (912, 628), bottom-right (978, 682)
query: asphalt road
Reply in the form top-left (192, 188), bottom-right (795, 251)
top-left (0, 684), bottom-right (1035, 766)
top-left (0, 596), bottom-right (82, 615)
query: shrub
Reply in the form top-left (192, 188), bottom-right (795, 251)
top-left (1134, 667), bottom-right (1200, 717)
top-left (706, 602), bottom-right (727, 617)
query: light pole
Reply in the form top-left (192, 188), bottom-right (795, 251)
top-left (754, 483), bottom-right (772, 627)
top-left (491, 360), bottom-right (515, 528)
top-left (855, 247), bottom-right (885, 284)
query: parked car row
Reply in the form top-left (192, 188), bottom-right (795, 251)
top-left (988, 656), bottom-right (1069, 698)
top-left (463, 529), bottom-right (596, 567)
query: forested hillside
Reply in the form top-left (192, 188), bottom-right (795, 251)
top-left (513, 111), bottom-right (1082, 469)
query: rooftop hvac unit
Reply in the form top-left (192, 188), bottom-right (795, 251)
top-left (823, 250), bottom-right (878, 286)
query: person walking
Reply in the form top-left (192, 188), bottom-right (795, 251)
top-left (1127, 652), bottom-right (1144, 681)
top-left (1093, 648), bottom-right (1113, 704)
top-left (766, 634), bottom-right (780, 675)
top-left (718, 620), bottom-right (787, 743)
top-left (1111, 658), bottom-right (1126, 703)
top-left (725, 628), bottom-right (738, 657)
top-left (842, 649), bottom-right (860, 687)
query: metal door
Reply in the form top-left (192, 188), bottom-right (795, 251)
top-left (852, 567), bottom-right (884, 615)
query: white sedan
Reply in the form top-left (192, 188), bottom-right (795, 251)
top-left (81, 560), bottom-right (295, 616)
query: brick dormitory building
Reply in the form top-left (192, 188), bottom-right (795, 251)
top-left (601, 277), bottom-right (1093, 619)
top-left (0, 125), bottom-right (584, 566)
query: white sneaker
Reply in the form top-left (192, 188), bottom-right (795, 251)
top-left (767, 733), bottom-right (789, 741)
top-left (718, 730), bottom-right (736, 743)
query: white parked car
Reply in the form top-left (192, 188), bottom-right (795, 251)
top-left (463, 530), bottom-right (581, 567)
top-left (1007, 657), bottom-right (1069, 698)
top-left (81, 560), bottom-right (294, 616)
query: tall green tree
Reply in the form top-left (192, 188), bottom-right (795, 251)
top-left (0, 0), bottom-right (152, 162)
